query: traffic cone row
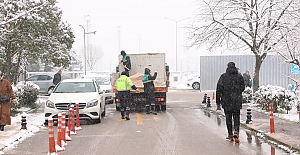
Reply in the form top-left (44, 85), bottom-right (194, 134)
top-left (47, 103), bottom-right (82, 154)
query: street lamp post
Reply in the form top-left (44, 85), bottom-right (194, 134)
top-left (165, 17), bottom-right (190, 72)
top-left (79, 25), bottom-right (96, 75)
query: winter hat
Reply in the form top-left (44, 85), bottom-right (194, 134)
top-left (121, 50), bottom-right (126, 56)
top-left (144, 68), bottom-right (150, 74)
top-left (121, 71), bottom-right (129, 77)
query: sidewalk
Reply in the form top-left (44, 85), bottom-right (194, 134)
top-left (199, 92), bottom-right (300, 153)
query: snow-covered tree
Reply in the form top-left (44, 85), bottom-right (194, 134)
top-left (189, 0), bottom-right (300, 91)
top-left (0, 0), bottom-right (75, 84)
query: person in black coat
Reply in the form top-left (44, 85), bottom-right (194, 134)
top-left (243, 70), bottom-right (251, 88)
top-left (142, 68), bottom-right (157, 115)
top-left (216, 62), bottom-right (245, 142)
top-left (52, 70), bottom-right (62, 86)
top-left (120, 50), bottom-right (131, 76)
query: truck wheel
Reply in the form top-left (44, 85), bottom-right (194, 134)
top-left (192, 82), bottom-right (200, 90)
top-left (161, 105), bottom-right (166, 111)
top-left (116, 105), bottom-right (120, 111)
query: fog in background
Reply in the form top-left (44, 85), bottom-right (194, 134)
top-left (56, 0), bottom-right (250, 74)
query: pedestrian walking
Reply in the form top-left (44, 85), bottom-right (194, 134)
top-left (142, 68), bottom-right (157, 115)
top-left (52, 69), bottom-right (62, 86)
top-left (0, 71), bottom-right (17, 131)
top-left (243, 70), bottom-right (251, 88)
top-left (216, 62), bottom-right (245, 143)
top-left (119, 50), bottom-right (131, 76)
top-left (116, 71), bottom-right (139, 120)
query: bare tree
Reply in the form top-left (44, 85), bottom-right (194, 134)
top-left (189, 0), bottom-right (300, 91)
top-left (81, 44), bottom-right (103, 71)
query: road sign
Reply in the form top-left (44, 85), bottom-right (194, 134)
top-left (291, 64), bottom-right (300, 74)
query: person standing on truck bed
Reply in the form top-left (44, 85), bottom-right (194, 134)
top-left (120, 50), bottom-right (131, 76)
top-left (142, 68), bottom-right (157, 115)
top-left (116, 71), bottom-right (139, 120)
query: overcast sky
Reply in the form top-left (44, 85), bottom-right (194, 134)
top-left (56, 0), bottom-right (207, 73)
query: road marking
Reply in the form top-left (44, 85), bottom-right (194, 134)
top-left (134, 113), bottom-right (144, 125)
top-left (118, 118), bottom-right (125, 122)
top-left (132, 113), bottom-right (162, 125)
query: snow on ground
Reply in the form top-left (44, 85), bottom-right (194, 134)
top-left (0, 87), bottom-right (299, 154)
top-left (0, 99), bottom-right (46, 154)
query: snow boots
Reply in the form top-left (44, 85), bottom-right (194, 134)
top-left (226, 135), bottom-right (233, 141)
top-left (125, 115), bottom-right (130, 120)
top-left (233, 131), bottom-right (240, 143)
top-left (146, 105), bottom-right (157, 115)
top-left (226, 132), bottom-right (239, 143)
top-left (0, 125), bottom-right (4, 131)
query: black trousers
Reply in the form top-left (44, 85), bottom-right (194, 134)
top-left (224, 108), bottom-right (240, 136)
top-left (118, 90), bottom-right (131, 116)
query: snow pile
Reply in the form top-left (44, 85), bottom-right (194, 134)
top-left (0, 112), bottom-right (46, 154)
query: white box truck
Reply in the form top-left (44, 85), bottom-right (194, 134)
top-left (111, 53), bottom-right (170, 112)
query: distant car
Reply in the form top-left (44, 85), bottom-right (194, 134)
top-left (187, 75), bottom-right (200, 90)
top-left (18, 73), bottom-right (70, 95)
top-left (82, 74), bottom-right (114, 104)
top-left (44, 78), bottom-right (106, 125)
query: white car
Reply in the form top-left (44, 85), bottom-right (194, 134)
top-left (187, 75), bottom-right (200, 90)
top-left (44, 78), bottom-right (106, 125)
top-left (82, 73), bottom-right (115, 104)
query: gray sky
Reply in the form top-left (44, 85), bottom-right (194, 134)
top-left (57, 0), bottom-right (205, 73)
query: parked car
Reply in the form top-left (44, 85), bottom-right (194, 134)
top-left (18, 73), bottom-right (70, 95)
top-left (82, 73), bottom-right (114, 104)
top-left (44, 78), bottom-right (106, 125)
top-left (187, 75), bottom-right (200, 90)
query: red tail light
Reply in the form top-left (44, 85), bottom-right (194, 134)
top-left (115, 98), bottom-right (120, 103)
top-left (157, 98), bottom-right (165, 102)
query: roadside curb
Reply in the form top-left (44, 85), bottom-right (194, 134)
top-left (199, 103), bottom-right (300, 153)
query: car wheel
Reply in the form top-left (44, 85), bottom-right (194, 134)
top-left (95, 113), bottom-right (102, 124)
top-left (101, 106), bottom-right (106, 117)
top-left (44, 120), bottom-right (48, 126)
top-left (192, 82), bottom-right (200, 90)
top-left (47, 86), bottom-right (55, 95)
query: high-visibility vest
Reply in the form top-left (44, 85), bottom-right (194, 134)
top-left (116, 75), bottom-right (133, 91)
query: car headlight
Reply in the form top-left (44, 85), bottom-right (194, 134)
top-left (86, 99), bottom-right (98, 108)
top-left (46, 100), bottom-right (55, 108)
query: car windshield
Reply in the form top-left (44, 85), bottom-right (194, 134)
top-left (85, 77), bottom-right (110, 85)
top-left (54, 82), bottom-right (96, 93)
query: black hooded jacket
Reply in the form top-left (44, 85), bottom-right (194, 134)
top-left (216, 66), bottom-right (245, 110)
top-left (142, 68), bottom-right (157, 93)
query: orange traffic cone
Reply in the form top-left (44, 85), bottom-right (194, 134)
top-left (70, 105), bottom-right (77, 135)
top-left (66, 108), bottom-right (73, 141)
top-left (75, 103), bottom-right (82, 130)
top-left (212, 92), bottom-right (215, 101)
top-left (47, 118), bottom-right (57, 154)
top-left (61, 112), bottom-right (68, 146)
top-left (55, 113), bottom-right (65, 152)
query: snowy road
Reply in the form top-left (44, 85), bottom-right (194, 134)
top-left (3, 90), bottom-right (291, 155)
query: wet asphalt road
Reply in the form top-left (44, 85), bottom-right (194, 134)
top-left (3, 90), bottom-right (291, 155)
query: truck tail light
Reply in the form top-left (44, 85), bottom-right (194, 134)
top-left (115, 98), bottom-right (120, 103)
top-left (157, 98), bottom-right (165, 102)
